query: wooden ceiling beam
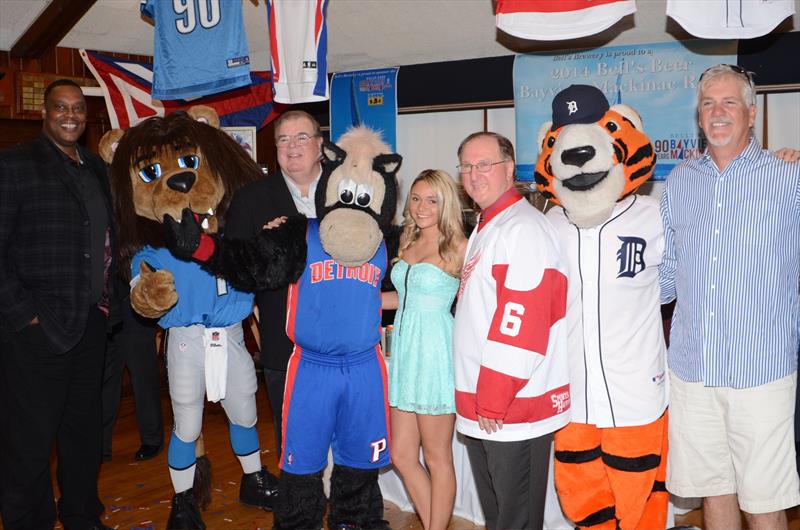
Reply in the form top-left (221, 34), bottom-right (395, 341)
top-left (10, 0), bottom-right (97, 59)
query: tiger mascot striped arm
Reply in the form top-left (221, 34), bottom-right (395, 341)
top-left (535, 85), bottom-right (668, 530)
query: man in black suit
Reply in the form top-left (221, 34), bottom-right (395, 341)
top-left (0, 79), bottom-right (115, 530)
top-left (225, 110), bottom-right (324, 455)
top-left (101, 276), bottom-right (163, 462)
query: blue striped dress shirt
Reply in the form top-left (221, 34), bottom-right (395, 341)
top-left (660, 138), bottom-right (800, 388)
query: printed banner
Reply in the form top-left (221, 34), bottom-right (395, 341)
top-left (513, 40), bottom-right (737, 182)
top-left (330, 67), bottom-right (398, 150)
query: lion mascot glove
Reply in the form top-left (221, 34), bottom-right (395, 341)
top-left (535, 85), bottom-right (668, 530)
top-left (165, 125), bottom-right (401, 530)
top-left (103, 107), bottom-right (278, 530)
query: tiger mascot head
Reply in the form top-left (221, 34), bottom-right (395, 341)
top-left (534, 84), bottom-right (655, 228)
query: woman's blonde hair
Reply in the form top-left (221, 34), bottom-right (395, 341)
top-left (398, 169), bottom-right (465, 276)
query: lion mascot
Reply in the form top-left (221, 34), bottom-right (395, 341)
top-left (535, 85), bottom-right (668, 530)
top-left (164, 125), bottom-right (400, 530)
top-left (102, 107), bottom-right (278, 530)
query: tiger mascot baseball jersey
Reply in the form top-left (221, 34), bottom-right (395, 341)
top-left (536, 84), bottom-right (668, 530)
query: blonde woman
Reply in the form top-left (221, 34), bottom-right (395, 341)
top-left (383, 169), bottom-right (467, 530)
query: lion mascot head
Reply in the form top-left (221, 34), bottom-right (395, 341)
top-left (534, 84), bottom-right (656, 228)
top-left (102, 106), bottom-right (262, 278)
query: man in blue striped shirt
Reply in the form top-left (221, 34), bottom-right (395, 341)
top-left (660, 63), bottom-right (800, 530)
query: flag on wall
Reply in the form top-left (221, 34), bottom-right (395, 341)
top-left (80, 50), bottom-right (279, 130)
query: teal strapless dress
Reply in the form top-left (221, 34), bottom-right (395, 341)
top-left (388, 259), bottom-right (458, 415)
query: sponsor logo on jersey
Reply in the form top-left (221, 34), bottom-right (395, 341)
top-left (302, 60), bottom-right (317, 69)
top-left (616, 236), bottom-right (646, 278)
top-left (309, 259), bottom-right (382, 287)
top-left (551, 390), bottom-right (571, 413)
top-left (227, 55), bottom-right (250, 68)
top-left (651, 371), bottom-right (665, 385)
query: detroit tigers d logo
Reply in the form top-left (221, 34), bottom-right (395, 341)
top-left (616, 236), bottom-right (646, 278)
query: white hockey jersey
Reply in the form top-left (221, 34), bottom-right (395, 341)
top-left (454, 191), bottom-right (570, 442)
top-left (547, 195), bottom-right (668, 428)
top-left (267, 0), bottom-right (330, 104)
top-left (666, 0), bottom-right (795, 39)
top-left (496, 0), bottom-right (636, 40)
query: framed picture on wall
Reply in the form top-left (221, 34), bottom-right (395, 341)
top-left (222, 126), bottom-right (257, 161)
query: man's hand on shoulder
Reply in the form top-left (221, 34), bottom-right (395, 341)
top-left (773, 148), bottom-right (800, 163)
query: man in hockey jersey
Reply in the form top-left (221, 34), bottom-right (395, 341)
top-left (453, 131), bottom-right (570, 530)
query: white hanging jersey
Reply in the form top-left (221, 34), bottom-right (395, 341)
top-left (267, 0), bottom-right (330, 104)
top-left (666, 0), bottom-right (795, 39)
top-left (454, 192), bottom-right (570, 442)
top-left (496, 0), bottom-right (636, 40)
top-left (547, 195), bottom-right (668, 428)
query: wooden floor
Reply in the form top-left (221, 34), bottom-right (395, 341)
top-left (7, 375), bottom-right (800, 530)
top-left (8, 377), bottom-right (477, 530)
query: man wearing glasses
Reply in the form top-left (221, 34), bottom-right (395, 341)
top-left (453, 132), bottom-right (570, 529)
top-left (225, 110), bottom-right (324, 454)
top-left (660, 64), bottom-right (800, 529)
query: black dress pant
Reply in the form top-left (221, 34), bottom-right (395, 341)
top-left (102, 298), bottom-right (163, 456)
top-left (464, 432), bottom-right (553, 530)
top-left (0, 307), bottom-right (107, 530)
top-left (264, 367), bottom-right (287, 456)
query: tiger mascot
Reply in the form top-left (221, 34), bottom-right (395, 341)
top-left (535, 84), bottom-right (668, 530)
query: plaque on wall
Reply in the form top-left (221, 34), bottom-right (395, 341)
top-left (0, 68), bottom-right (13, 119)
top-left (15, 71), bottom-right (97, 119)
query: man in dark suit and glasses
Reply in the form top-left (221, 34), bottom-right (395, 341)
top-left (0, 79), bottom-right (115, 530)
top-left (225, 110), bottom-right (324, 456)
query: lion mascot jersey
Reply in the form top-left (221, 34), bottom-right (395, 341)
top-left (535, 85), bottom-right (668, 530)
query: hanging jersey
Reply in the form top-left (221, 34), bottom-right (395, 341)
top-left (140, 0), bottom-right (251, 100)
top-left (547, 195), bottom-right (668, 428)
top-left (454, 192), bottom-right (570, 442)
top-left (666, 0), bottom-right (794, 39)
top-left (495, 0), bottom-right (636, 40)
top-left (286, 219), bottom-right (385, 356)
top-left (131, 246), bottom-right (254, 329)
top-left (267, 0), bottom-right (330, 103)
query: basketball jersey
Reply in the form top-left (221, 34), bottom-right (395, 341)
top-left (666, 0), bottom-right (794, 39)
top-left (495, 0), bottom-right (636, 40)
top-left (286, 219), bottom-right (385, 356)
top-left (267, 0), bottom-right (330, 104)
top-left (140, 0), bottom-right (252, 100)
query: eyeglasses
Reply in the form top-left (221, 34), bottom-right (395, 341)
top-left (699, 64), bottom-right (754, 86)
top-left (457, 160), bottom-right (508, 174)
top-left (276, 133), bottom-right (318, 148)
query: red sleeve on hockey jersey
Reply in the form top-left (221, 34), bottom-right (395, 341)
top-left (475, 365), bottom-right (527, 419)
top-left (487, 264), bottom-right (567, 355)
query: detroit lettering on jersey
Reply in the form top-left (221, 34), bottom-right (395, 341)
top-left (309, 259), bottom-right (382, 287)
